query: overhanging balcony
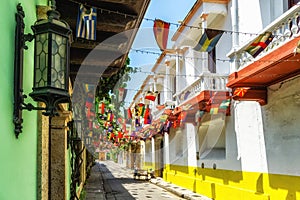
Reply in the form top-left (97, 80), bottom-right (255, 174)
top-left (174, 72), bottom-right (228, 107)
top-left (227, 4), bottom-right (300, 105)
top-left (174, 72), bottom-right (229, 112)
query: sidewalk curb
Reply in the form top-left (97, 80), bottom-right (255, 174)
top-left (149, 178), bottom-right (212, 200)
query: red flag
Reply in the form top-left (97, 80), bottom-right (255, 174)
top-left (101, 102), bottom-right (105, 114)
top-left (127, 108), bottom-right (132, 119)
top-left (145, 91), bottom-right (158, 101)
top-left (97, 102), bottom-right (105, 114)
top-left (153, 19), bottom-right (170, 50)
top-left (144, 108), bottom-right (151, 124)
top-left (118, 131), bottom-right (123, 139)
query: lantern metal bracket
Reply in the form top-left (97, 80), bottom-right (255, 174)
top-left (13, 4), bottom-right (35, 138)
top-left (20, 93), bottom-right (46, 111)
top-left (13, 4), bottom-right (50, 138)
top-left (14, 3), bottom-right (71, 138)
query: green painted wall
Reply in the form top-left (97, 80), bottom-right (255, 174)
top-left (0, 0), bottom-right (47, 199)
top-left (66, 148), bottom-right (71, 200)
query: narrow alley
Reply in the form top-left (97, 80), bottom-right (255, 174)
top-left (2, 1), bottom-right (300, 200)
top-left (84, 160), bottom-right (207, 200)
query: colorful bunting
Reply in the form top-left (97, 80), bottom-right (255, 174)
top-left (106, 111), bottom-right (114, 122)
top-left (178, 111), bottom-right (188, 122)
top-left (195, 110), bottom-right (205, 125)
top-left (193, 29), bottom-right (224, 52)
top-left (145, 91), bottom-right (158, 101)
top-left (163, 121), bottom-right (172, 133)
top-left (85, 92), bottom-right (94, 109)
top-left (160, 114), bottom-right (169, 122)
top-left (127, 108), bottom-right (132, 119)
top-left (153, 19), bottom-right (170, 50)
top-left (117, 88), bottom-right (127, 102)
top-left (84, 84), bottom-right (95, 93)
top-left (245, 32), bottom-right (273, 58)
top-left (219, 99), bottom-right (231, 109)
top-left (209, 99), bottom-right (231, 115)
top-left (76, 4), bottom-right (97, 40)
top-left (96, 101), bottom-right (105, 114)
top-left (210, 107), bottom-right (219, 115)
top-left (233, 87), bottom-right (250, 97)
top-left (143, 107), bottom-right (152, 124)
top-left (136, 103), bottom-right (145, 117)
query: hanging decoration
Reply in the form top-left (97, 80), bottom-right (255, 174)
top-left (145, 91), bottom-right (159, 101)
top-left (153, 19), bottom-right (170, 51)
top-left (76, 4), bottom-right (97, 40)
top-left (245, 32), bottom-right (274, 58)
top-left (193, 28), bottom-right (224, 52)
top-left (143, 107), bottom-right (152, 124)
top-left (233, 87), bottom-right (250, 97)
top-left (135, 103), bottom-right (145, 117)
top-left (117, 88), bottom-right (127, 102)
top-left (209, 98), bottom-right (231, 116)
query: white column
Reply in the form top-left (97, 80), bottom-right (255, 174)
top-left (186, 124), bottom-right (197, 167)
top-left (231, 0), bottom-right (240, 72)
top-left (175, 50), bottom-right (180, 93)
top-left (181, 53), bottom-right (186, 89)
top-left (165, 60), bottom-right (172, 101)
top-left (235, 102), bottom-right (268, 172)
top-left (166, 68), bottom-right (171, 100)
top-left (151, 137), bottom-right (155, 168)
top-left (164, 133), bottom-right (170, 165)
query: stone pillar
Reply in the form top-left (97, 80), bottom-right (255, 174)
top-left (51, 110), bottom-right (72, 200)
top-left (37, 103), bottom-right (49, 200)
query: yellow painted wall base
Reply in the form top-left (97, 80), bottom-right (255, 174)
top-left (143, 162), bottom-right (154, 170)
top-left (163, 164), bottom-right (300, 200)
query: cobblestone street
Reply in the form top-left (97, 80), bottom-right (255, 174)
top-left (84, 160), bottom-right (185, 200)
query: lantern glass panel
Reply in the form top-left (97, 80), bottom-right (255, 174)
top-left (51, 34), bottom-right (67, 90)
top-left (35, 33), bottom-right (48, 88)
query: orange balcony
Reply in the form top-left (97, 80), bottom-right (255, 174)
top-left (227, 37), bottom-right (300, 88)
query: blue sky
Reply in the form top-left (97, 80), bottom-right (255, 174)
top-left (125, 0), bottom-right (196, 106)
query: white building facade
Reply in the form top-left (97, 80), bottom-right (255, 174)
top-left (127, 1), bottom-right (300, 199)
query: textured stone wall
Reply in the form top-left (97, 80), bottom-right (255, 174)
top-left (51, 111), bottom-right (72, 200)
top-left (37, 102), bottom-right (49, 200)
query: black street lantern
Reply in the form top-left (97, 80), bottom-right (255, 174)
top-left (30, 5), bottom-right (72, 116)
top-left (13, 2), bottom-right (72, 137)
